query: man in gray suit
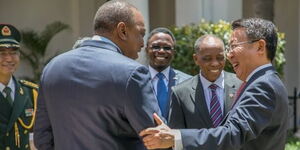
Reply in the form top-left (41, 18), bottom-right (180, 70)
top-left (169, 35), bottom-right (241, 129)
top-left (145, 27), bottom-right (191, 120)
top-left (140, 18), bottom-right (288, 150)
top-left (34, 1), bottom-right (161, 150)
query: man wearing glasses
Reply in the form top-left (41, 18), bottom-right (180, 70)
top-left (145, 27), bottom-right (191, 120)
top-left (0, 24), bottom-right (38, 150)
top-left (140, 18), bottom-right (288, 150)
top-left (168, 35), bottom-right (241, 130)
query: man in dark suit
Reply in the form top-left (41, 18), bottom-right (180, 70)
top-left (34, 1), bottom-right (161, 150)
top-left (145, 27), bottom-right (191, 120)
top-left (169, 35), bottom-right (241, 129)
top-left (0, 24), bottom-right (38, 150)
top-left (140, 18), bottom-right (288, 150)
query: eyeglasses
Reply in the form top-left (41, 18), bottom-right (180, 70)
top-left (150, 45), bottom-right (174, 51)
top-left (225, 39), bottom-right (260, 53)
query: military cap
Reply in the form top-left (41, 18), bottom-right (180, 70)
top-left (0, 24), bottom-right (21, 48)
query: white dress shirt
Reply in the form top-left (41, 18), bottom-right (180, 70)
top-left (199, 71), bottom-right (225, 114)
top-left (149, 66), bottom-right (170, 95)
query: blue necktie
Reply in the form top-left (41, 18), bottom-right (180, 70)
top-left (156, 72), bottom-right (168, 119)
top-left (209, 84), bottom-right (223, 127)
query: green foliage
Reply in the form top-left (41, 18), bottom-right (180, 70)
top-left (285, 133), bottom-right (300, 150)
top-left (20, 21), bottom-right (70, 82)
top-left (169, 20), bottom-right (286, 77)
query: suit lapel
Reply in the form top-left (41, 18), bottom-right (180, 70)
top-left (223, 72), bottom-right (237, 114)
top-left (167, 68), bottom-right (176, 116)
top-left (191, 75), bottom-right (213, 127)
top-left (231, 66), bottom-right (275, 110)
top-left (7, 79), bottom-right (28, 131)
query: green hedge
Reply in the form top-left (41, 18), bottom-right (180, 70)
top-left (169, 20), bottom-right (286, 77)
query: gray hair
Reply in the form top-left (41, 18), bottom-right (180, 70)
top-left (194, 34), bottom-right (224, 53)
top-left (146, 27), bottom-right (176, 46)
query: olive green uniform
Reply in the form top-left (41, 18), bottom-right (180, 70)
top-left (0, 78), bottom-right (38, 150)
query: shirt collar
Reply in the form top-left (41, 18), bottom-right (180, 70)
top-left (92, 35), bottom-right (122, 54)
top-left (246, 63), bottom-right (272, 82)
top-left (149, 66), bottom-right (170, 81)
top-left (199, 71), bottom-right (224, 89)
top-left (0, 77), bottom-right (15, 93)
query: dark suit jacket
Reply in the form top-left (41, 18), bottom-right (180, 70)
top-left (165, 68), bottom-right (191, 120)
top-left (168, 71), bottom-right (241, 129)
top-left (180, 66), bottom-right (288, 150)
top-left (34, 39), bottom-right (161, 150)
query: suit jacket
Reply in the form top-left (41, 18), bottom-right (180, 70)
top-left (0, 78), bottom-right (38, 150)
top-left (168, 71), bottom-right (241, 129)
top-left (164, 68), bottom-right (191, 120)
top-left (180, 66), bottom-right (288, 150)
top-left (34, 39), bottom-right (161, 150)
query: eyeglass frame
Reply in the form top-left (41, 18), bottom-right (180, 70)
top-left (149, 45), bottom-right (175, 51)
top-left (225, 39), bottom-right (260, 53)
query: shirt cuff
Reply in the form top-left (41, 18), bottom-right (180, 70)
top-left (173, 129), bottom-right (183, 150)
top-left (29, 133), bottom-right (34, 140)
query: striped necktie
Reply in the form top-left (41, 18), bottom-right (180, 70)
top-left (3, 86), bottom-right (13, 106)
top-left (209, 84), bottom-right (223, 127)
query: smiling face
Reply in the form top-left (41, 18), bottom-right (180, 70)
top-left (146, 32), bottom-right (175, 72)
top-left (226, 27), bottom-right (262, 81)
top-left (193, 36), bottom-right (225, 82)
top-left (0, 47), bottom-right (20, 80)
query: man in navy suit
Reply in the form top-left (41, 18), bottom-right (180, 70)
top-left (140, 18), bottom-right (288, 150)
top-left (145, 27), bottom-right (191, 120)
top-left (34, 1), bottom-right (161, 150)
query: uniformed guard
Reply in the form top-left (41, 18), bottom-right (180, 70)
top-left (0, 24), bottom-right (38, 150)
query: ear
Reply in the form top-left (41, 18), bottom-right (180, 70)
top-left (257, 39), bottom-right (267, 55)
top-left (116, 22), bottom-right (127, 40)
top-left (193, 53), bottom-right (199, 65)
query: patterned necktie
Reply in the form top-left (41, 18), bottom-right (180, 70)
top-left (3, 86), bottom-right (13, 106)
top-left (209, 84), bottom-right (223, 127)
top-left (156, 72), bottom-right (168, 119)
top-left (231, 82), bottom-right (247, 108)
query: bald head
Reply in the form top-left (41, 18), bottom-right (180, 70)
top-left (94, 0), bottom-right (137, 34)
top-left (194, 35), bottom-right (224, 53)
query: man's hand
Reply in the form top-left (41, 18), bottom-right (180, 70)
top-left (139, 113), bottom-right (175, 149)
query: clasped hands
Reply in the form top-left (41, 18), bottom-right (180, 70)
top-left (139, 113), bottom-right (176, 149)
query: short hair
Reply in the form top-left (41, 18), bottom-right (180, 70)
top-left (94, 0), bottom-right (137, 33)
top-left (194, 34), bottom-right (224, 53)
top-left (231, 18), bottom-right (278, 61)
top-left (146, 27), bottom-right (176, 46)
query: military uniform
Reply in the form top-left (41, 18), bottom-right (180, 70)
top-left (0, 24), bottom-right (38, 150)
top-left (0, 79), bottom-right (38, 150)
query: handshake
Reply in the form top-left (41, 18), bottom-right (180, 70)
top-left (139, 113), bottom-right (177, 149)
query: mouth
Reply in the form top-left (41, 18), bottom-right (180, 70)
top-left (232, 63), bottom-right (239, 71)
top-left (155, 55), bottom-right (168, 61)
top-left (210, 69), bottom-right (220, 73)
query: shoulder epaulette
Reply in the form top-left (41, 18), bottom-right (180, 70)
top-left (19, 80), bottom-right (39, 89)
